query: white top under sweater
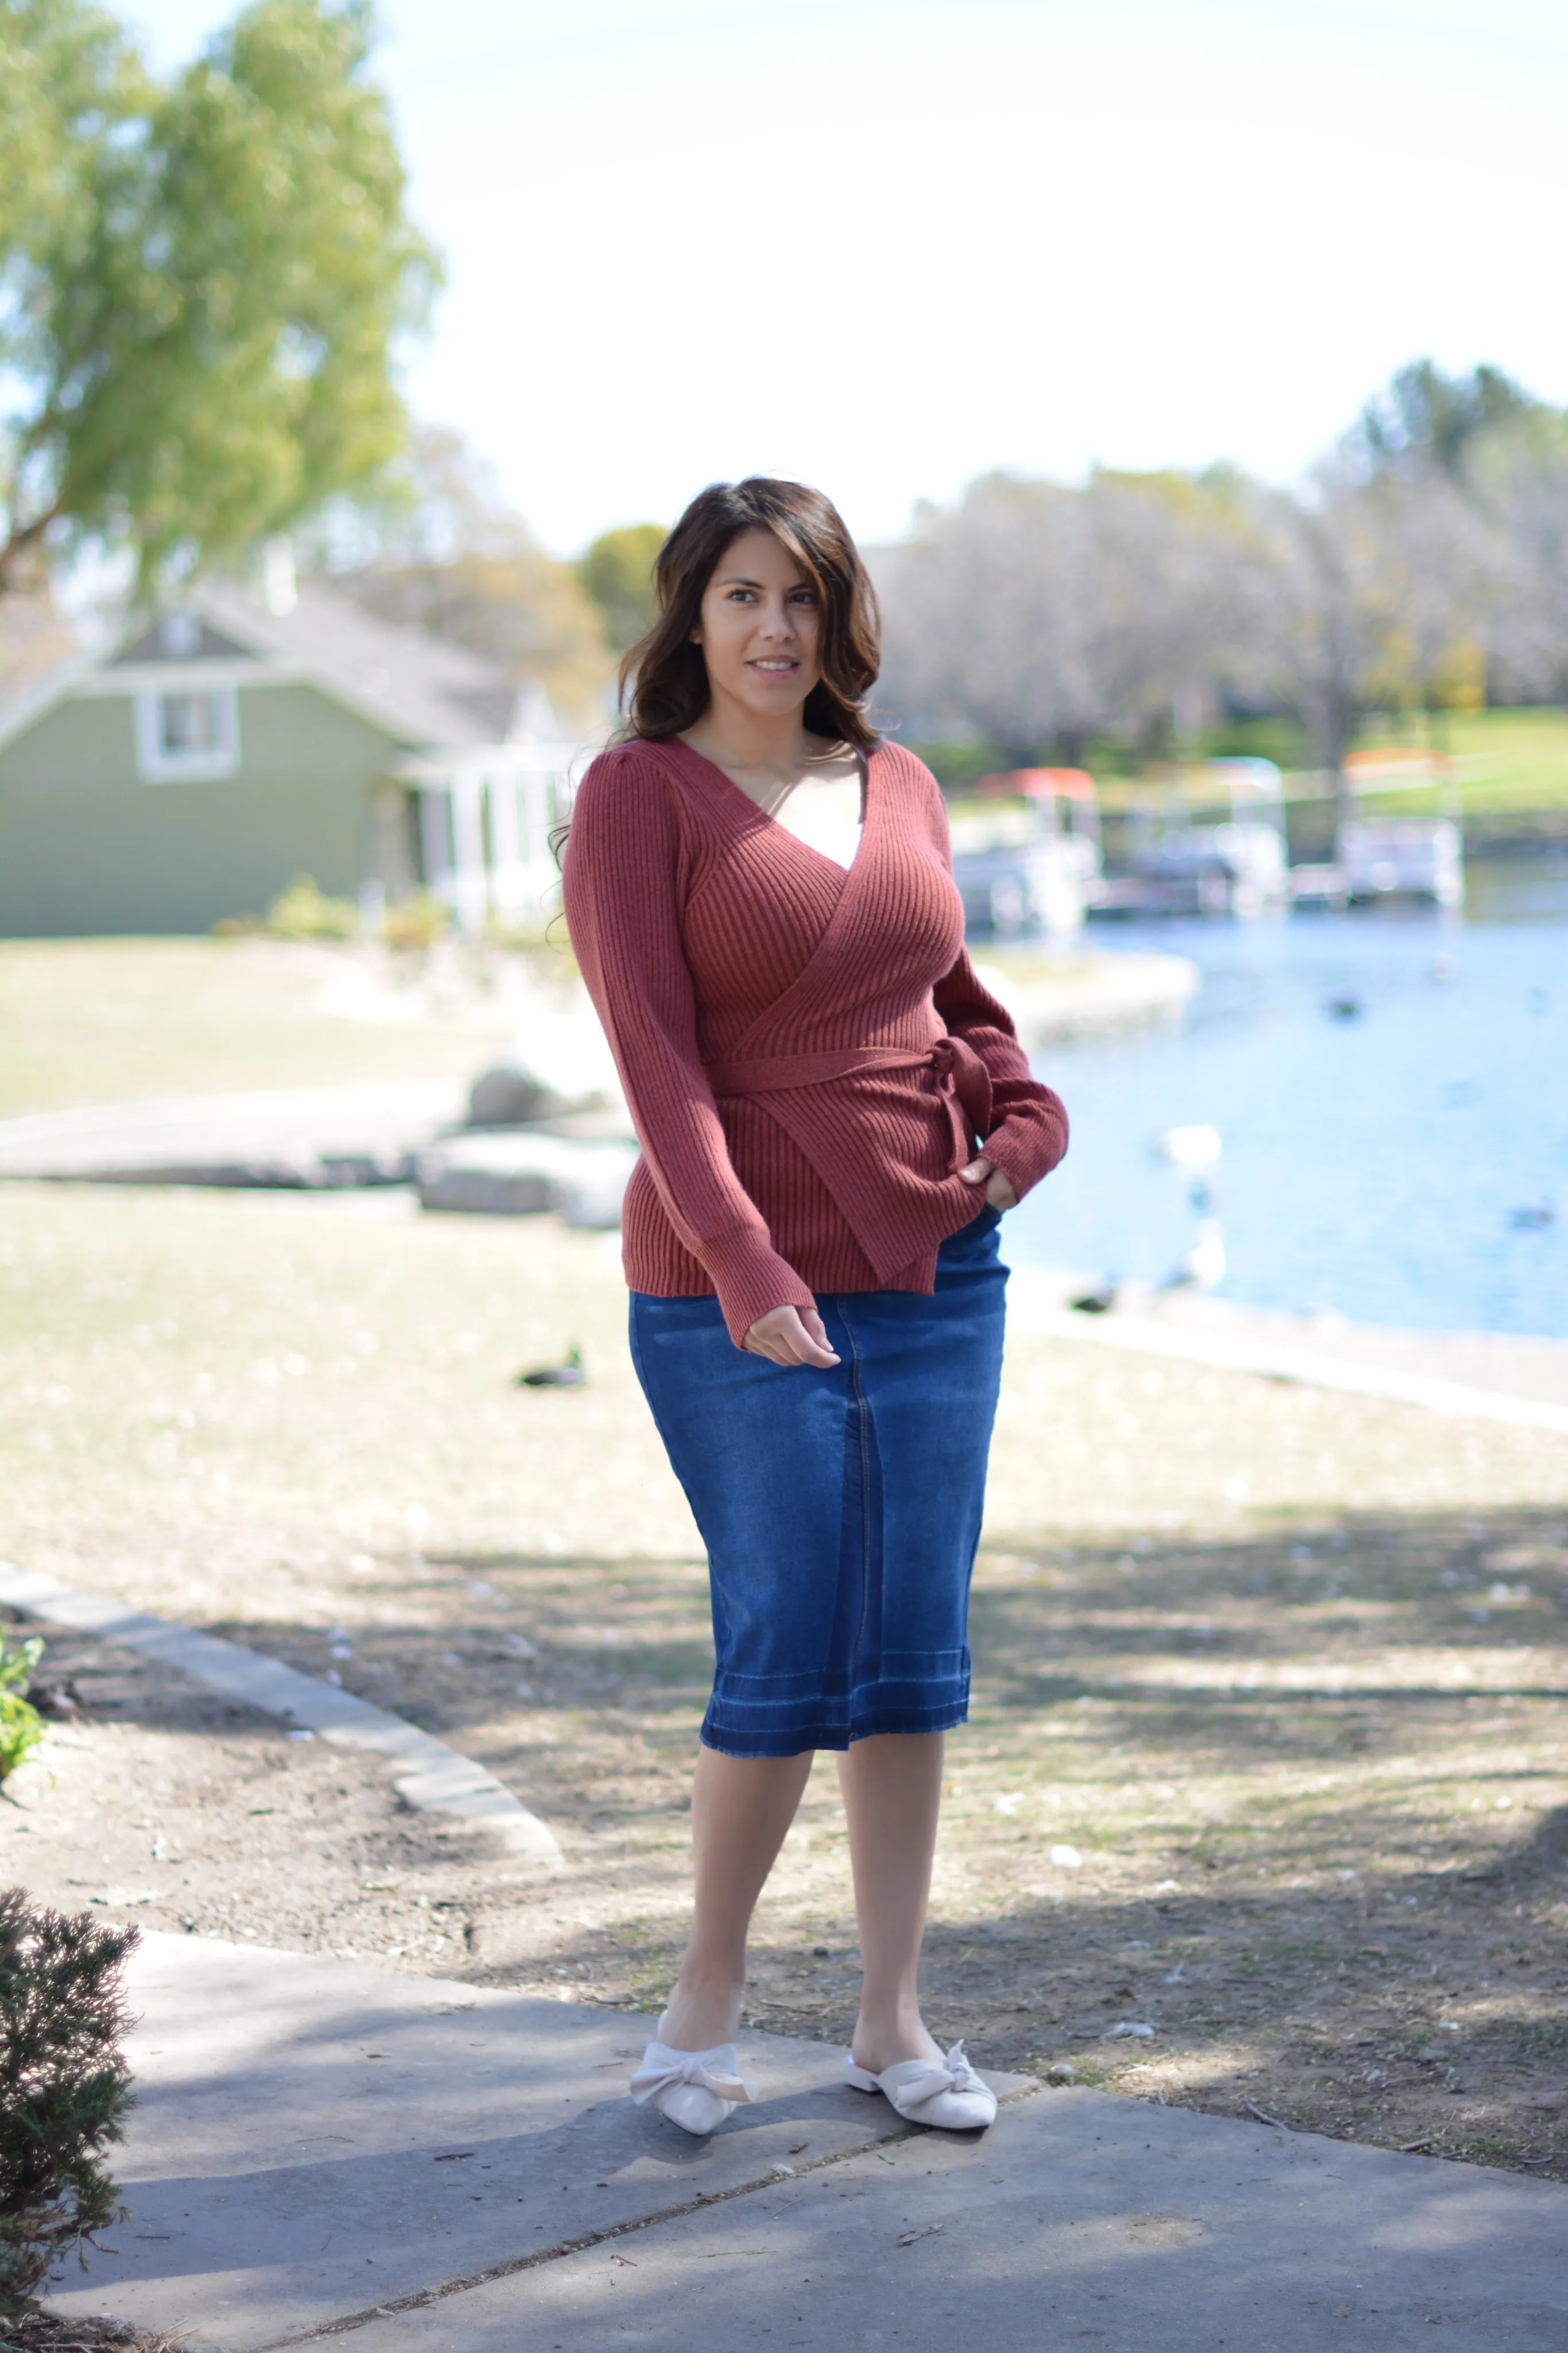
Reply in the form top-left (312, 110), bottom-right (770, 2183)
top-left (770, 776), bottom-right (864, 871)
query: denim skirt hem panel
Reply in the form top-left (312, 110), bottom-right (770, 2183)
top-left (699, 1696), bottom-right (972, 1760)
top-left (628, 1206), bottom-right (1006, 1761)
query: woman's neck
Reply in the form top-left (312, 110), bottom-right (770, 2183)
top-left (679, 693), bottom-right (832, 790)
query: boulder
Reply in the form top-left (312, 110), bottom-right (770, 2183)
top-left (465, 1067), bottom-right (569, 1129)
top-left (464, 1006), bottom-right (627, 1131)
top-left (416, 1132), bottom-right (638, 1228)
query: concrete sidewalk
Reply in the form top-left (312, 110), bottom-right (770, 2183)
top-left (51, 1935), bottom-right (1567, 2353)
top-left (0, 1082), bottom-right (462, 1186)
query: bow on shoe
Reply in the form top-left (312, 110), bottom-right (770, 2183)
top-left (889, 2040), bottom-right (983, 2118)
top-left (629, 2048), bottom-right (756, 2108)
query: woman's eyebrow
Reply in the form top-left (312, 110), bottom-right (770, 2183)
top-left (715, 572), bottom-right (809, 590)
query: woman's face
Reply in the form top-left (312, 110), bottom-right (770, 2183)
top-left (690, 527), bottom-right (822, 720)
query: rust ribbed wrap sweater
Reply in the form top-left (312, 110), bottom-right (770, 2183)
top-left (562, 734), bottom-right (1069, 1347)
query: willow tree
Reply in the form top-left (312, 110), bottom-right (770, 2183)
top-left (0, 0), bottom-right (437, 596)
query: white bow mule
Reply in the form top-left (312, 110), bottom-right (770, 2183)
top-left (629, 2018), bottom-right (756, 2137)
top-left (844, 2038), bottom-right (998, 2131)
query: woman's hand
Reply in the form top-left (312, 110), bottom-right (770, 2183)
top-left (959, 1155), bottom-right (1018, 1211)
top-left (744, 1303), bottom-right (841, 1368)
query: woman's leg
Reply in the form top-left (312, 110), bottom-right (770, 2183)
top-left (838, 1731), bottom-right (947, 2072)
top-left (660, 1743), bottom-right (815, 2051)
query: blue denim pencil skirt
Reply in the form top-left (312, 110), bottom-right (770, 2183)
top-left (628, 1206), bottom-right (1008, 1758)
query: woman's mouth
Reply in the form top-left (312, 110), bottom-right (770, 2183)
top-left (749, 658), bottom-right (798, 674)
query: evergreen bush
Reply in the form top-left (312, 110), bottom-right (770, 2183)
top-left (0, 1894), bottom-right (138, 2315)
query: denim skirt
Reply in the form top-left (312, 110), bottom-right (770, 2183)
top-left (628, 1206), bottom-right (1008, 1757)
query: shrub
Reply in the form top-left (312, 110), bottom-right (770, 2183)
top-left (381, 889), bottom-right (449, 950)
top-left (0, 1893), bottom-right (138, 2315)
top-left (0, 1642), bottom-right (44, 1787)
top-left (264, 875), bottom-right (360, 940)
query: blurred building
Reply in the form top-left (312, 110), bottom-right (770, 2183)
top-left (0, 570), bottom-right (584, 938)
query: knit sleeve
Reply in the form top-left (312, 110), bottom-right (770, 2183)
top-left (932, 946), bottom-right (1069, 1201)
top-left (562, 749), bottom-right (818, 1348)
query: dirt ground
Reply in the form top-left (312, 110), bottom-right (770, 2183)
top-left (3, 1186), bottom-right (1566, 2188)
top-left (1, 2317), bottom-right (178, 2353)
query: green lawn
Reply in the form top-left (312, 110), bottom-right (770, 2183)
top-left (932, 708), bottom-right (1568, 820)
top-left (1355, 708), bottom-right (1568, 820)
top-left (0, 936), bottom-right (546, 1118)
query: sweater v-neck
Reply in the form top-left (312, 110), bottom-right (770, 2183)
top-left (662, 732), bottom-right (875, 883)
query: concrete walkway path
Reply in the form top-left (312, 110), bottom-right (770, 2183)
top-left (49, 1935), bottom-right (1566, 2353)
top-left (0, 1082), bottom-right (459, 1183)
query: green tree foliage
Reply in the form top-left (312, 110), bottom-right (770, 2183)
top-left (323, 426), bottom-right (612, 726)
top-left (0, 1891), bottom-right (138, 2313)
top-left (1350, 360), bottom-right (1540, 484)
top-left (579, 520), bottom-right (666, 653)
top-left (0, 0), bottom-right (438, 596)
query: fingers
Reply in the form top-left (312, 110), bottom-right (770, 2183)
top-left (743, 1305), bottom-right (841, 1368)
top-left (798, 1306), bottom-right (839, 1365)
top-left (777, 1306), bottom-right (839, 1367)
top-left (961, 1155), bottom-right (1017, 1211)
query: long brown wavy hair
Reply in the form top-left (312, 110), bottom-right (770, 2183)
top-left (619, 478), bottom-right (882, 753)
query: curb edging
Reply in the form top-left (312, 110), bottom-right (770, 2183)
top-left (0, 1561), bottom-right (563, 1864)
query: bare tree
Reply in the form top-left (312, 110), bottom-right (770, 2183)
top-left (1248, 461), bottom-right (1490, 801)
top-left (876, 475), bottom-right (1100, 761)
top-left (876, 468), bottom-right (1254, 764)
top-left (1471, 415), bottom-right (1568, 707)
top-left (872, 359), bottom-right (1562, 795)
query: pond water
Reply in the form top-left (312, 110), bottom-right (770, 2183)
top-left (1006, 867), bottom-right (1567, 1337)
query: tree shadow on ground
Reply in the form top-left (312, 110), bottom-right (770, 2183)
top-left (12, 1502), bottom-right (1565, 2177)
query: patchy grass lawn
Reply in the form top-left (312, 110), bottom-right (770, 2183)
top-left (0, 936), bottom-right (566, 1116)
top-left (3, 1187), bottom-right (1565, 2183)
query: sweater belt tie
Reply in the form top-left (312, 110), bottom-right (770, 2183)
top-left (702, 1037), bottom-right (994, 1175)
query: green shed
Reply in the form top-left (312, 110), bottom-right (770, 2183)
top-left (0, 574), bottom-right (580, 938)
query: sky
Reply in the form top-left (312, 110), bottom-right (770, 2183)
top-left (128, 0), bottom-right (1568, 556)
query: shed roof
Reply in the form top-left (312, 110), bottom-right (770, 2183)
top-left (0, 576), bottom-right (523, 759)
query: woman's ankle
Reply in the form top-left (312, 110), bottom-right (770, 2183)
top-left (849, 2005), bottom-right (944, 2073)
top-left (659, 1976), bottom-right (743, 2051)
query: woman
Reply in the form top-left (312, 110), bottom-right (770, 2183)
top-left (562, 478), bottom-right (1068, 2138)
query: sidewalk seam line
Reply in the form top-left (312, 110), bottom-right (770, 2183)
top-left (252, 2085), bottom-right (1045, 2347)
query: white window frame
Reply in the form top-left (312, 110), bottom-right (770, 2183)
top-left (134, 684), bottom-right (241, 784)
